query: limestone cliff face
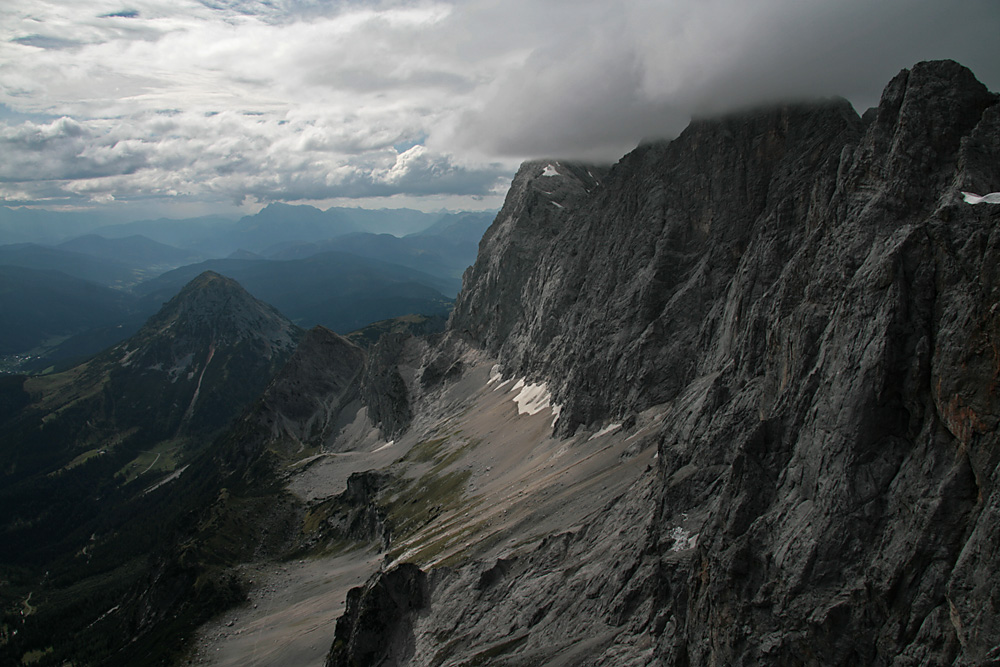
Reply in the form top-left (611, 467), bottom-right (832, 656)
top-left (346, 60), bottom-right (1000, 666)
top-left (452, 99), bottom-right (868, 433)
top-left (451, 159), bottom-right (606, 355)
top-left (652, 59), bottom-right (1000, 667)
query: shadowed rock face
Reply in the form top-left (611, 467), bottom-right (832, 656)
top-left (214, 324), bottom-right (367, 476)
top-left (107, 270), bottom-right (303, 437)
top-left (338, 60), bottom-right (1000, 666)
top-left (257, 326), bottom-right (365, 449)
top-left (326, 563), bottom-right (427, 667)
top-left (453, 100), bottom-right (870, 433)
top-left (360, 332), bottom-right (414, 439)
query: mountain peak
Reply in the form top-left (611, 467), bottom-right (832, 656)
top-left (180, 268), bottom-right (232, 290)
top-left (144, 270), bottom-right (297, 349)
top-left (103, 272), bottom-right (302, 435)
top-left (451, 159), bottom-right (608, 350)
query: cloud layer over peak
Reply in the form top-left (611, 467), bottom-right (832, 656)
top-left (1, 0), bottom-right (997, 216)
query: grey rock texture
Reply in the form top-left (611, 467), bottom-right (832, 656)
top-left (216, 325), bottom-right (368, 479)
top-left (252, 325), bottom-right (365, 454)
top-left (647, 60), bottom-right (1000, 667)
top-left (452, 99), bottom-right (867, 434)
top-left (304, 470), bottom-right (391, 552)
top-left (356, 60), bottom-right (1000, 665)
top-left (361, 332), bottom-right (416, 439)
top-left (405, 475), bottom-right (664, 667)
top-left (326, 563), bottom-right (428, 667)
top-left (451, 159), bottom-right (607, 355)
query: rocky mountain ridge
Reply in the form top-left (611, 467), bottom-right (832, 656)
top-left (0, 271), bottom-right (313, 665)
top-left (328, 59), bottom-right (1000, 666)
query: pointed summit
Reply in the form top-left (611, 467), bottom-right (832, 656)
top-left (107, 271), bottom-right (302, 437)
top-left (4, 271), bottom-right (303, 482)
top-left (139, 270), bottom-right (296, 348)
top-left (0, 271), bottom-right (304, 580)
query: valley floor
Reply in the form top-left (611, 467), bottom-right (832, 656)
top-left (188, 551), bottom-right (382, 667)
top-left (188, 353), bottom-right (664, 665)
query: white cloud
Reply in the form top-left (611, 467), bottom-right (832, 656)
top-left (0, 0), bottom-right (998, 216)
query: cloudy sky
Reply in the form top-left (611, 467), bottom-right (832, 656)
top-left (1, 0), bottom-right (998, 219)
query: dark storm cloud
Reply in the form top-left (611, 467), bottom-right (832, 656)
top-left (669, 1), bottom-right (1000, 115)
top-left (449, 0), bottom-right (1000, 161)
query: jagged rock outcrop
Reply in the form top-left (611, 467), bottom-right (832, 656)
top-left (361, 333), bottom-right (415, 439)
top-left (304, 470), bottom-right (391, 551)
top-left (256, 326), bottom-right (365, 451)
top-left (326, 563), bottom-right (427, 667)
top-left (215, 325), bottom-right (366, 477)
top-left (452, 98), bottom-right (868, 433)
top-left (451, 160), bottom-right (607, 353)
top-left (349, 60), bottom-right (1000, 665)
top-left (646, 59), bottom-right (1000, 667)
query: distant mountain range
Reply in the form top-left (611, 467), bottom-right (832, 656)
top-left (0, 265), bottom-right (136, 357)
top-left (0, 202), bottom-right (496, 255)
top-left (0, 206), bottom-right (109, 245)
top-left (133, 252), bottom-right (456, 333)
top-left (0, 206), bottom-right (494, 371)
top-left (0, 242), bottom-right (141, 287)
top-left (56, 234), bottom-right (204, 272)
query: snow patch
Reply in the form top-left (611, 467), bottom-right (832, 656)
top-left (541, 164), bottom-right (560, 177)
top-left (501, 375), bottom-right (563, 424)
top-left (119, 347), bottom-right (137, 367)
top-left (512, 379), bottom-right (554, 416)
top-left (962, 191), bottom-right (1000, 205)
top-left (588, 422), bottom-right (622, 441)
top-left (489, 364), bottom-right (515, 391)
top-left (373, 440), bottom-right (395, 453)
top-left (668, 526), bottom-right (698, 552)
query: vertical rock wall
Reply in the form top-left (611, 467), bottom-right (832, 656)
top-left (441, 60), bottom-right (1000, 665)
